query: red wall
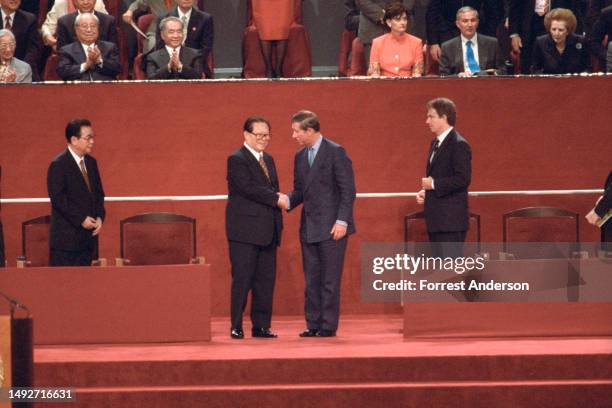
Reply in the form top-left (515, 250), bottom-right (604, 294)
top-left (1, 77), bottom-right (611, 317)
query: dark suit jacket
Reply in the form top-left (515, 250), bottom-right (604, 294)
top-left (3, 9), bottom-right (42, 77)
top-left (225, 147), bottom-right (283, 247)
top-left (56, 11), bottom-right (118, 51)
top-left (56, 40), bottom-right (121, 81)
top-left (595, 170), bottom-right (612, 218)
top-left (424, 129), bottom-right (472, 233)
top-left (155, 7), bottom-right (214, 77)
top-left (426, 0), bottom-right (500, 45)
top-left (356, 0), bottom-right (415, 45)
top-left (439, 34), bottom-right (507, 75)
top-left (532, 33), bottom-right (590, 74)
top-left (588, 5), bottom-right (612, 62)
top-left (145, 46), bottom-right (203, 79)
top-left (509, 0), bottom-right (583, 41)
top-left (47, 149), bottom-right (105, 252)
top-left (288, 137), bottom-right (356, 244)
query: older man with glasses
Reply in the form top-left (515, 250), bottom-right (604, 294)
top-left (0, 28), bottom-right (31, 82)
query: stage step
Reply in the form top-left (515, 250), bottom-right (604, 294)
top-left (38, 380), bottom-right (612, 408)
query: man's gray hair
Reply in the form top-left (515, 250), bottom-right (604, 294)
top-left (456, 6), bottom-right (479, 20)
top-left (159, 16), bottom-right (184, 32)
top-left (75, 12), bottom-right (100, 28)
top-left (0, 29), bottom-right (15, 42)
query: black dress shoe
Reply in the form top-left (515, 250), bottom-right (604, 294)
top-left (299, 329), bottom-right (319, 337)
top-left (316, 330), bottom-right (336, 337)
top-left (252, 328), bottom-right (278, 338)
top-left (230, 328), bottom-right (244, 339)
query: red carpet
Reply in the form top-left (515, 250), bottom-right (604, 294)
top-left (33, 316), bottom-right (612, 407)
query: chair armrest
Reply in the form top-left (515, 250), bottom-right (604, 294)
top-left (115, 258), bottom-right (131, 267)
top-left (190, 256), bottom-right (206, 264)
top-left (92, 258), bottom-right (108, 267)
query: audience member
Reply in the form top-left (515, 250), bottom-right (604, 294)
top-left (356, 0), bottom-right (415, 65)
top-left (0, 28), bottom-right (31, 82)
top-left (251, 0), bottom-right (293, 78)
top-left (369, 2), bottom-right (423, 77)
top-left (42, 0), bottom-right (108, 49)
top-left (154, 0), bottom-right (213, 78)
top-left (588, 4), bottom-right (612, 70)
top-left (345, 0), bottom-right (360, 32)
top-left (509, 0), bottom-right (583, 74)
top-left (585, 0), bottom-right (612, 35)
top-left (439, 6), bottom-right (506, 76)
top-left (426, 0), bottom-right (501, 63)
top-left (532, 8), bottom-right (590, 74)
top-left (586, 170), bottom-right (612, 245)
top-left (123, 0), bottom-right (177, 54)
top-left (57, 12), bottom-right (121, 81)
top-left (145, 16), bottom-right (202, 79)
top-left (56, 0), bottom-right (117, 51)
top-left (1, 0), bottom-right (42, 80)
top-left (607, 40), bottom-right (612, 71)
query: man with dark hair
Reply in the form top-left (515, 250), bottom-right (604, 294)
top-left (416, 98), bottom-right (471, 256)
top-left (283, 110), bottom-right (356, 338)
top-left (1, 0), bottom-right (42, 80)
top-left (588, 4), bottom-right (612, 70)
top-left (226, 116), bottom-right (283, 340)
top-left (439, 6), bottom-right (506, 76)
top-left (47, 118), bottom-right (105, 267)
top-left (55, 0), bottom-right (118, 50)
top-left (56, 12), bottom-right (121, 81)
top-left (154, 0), bottom-right (213, 78)
top-left (145, 16), bottom-right (202, 79)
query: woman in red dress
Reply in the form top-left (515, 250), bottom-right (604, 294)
top-left (251, 0), bottom-right (295, 78)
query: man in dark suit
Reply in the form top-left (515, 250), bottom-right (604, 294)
top-left (586, 170), bottom-right (612, 245)
top-left (145, 16), bottom-right (202, 79)
top-left (47, 118), bottom-right (105, 267)
top-left (439, 6), bottom-right (506, 76)
top-left (416, 98), bottom-right (471, 257)
top-left (509, 0), bottom-right (583, 73)
top-left (356, 0), bottom-right (415, 64)
top-left (56, 13), bottom-right (121, 81)
top-left (284, 111), bottom-right (356, 338)
top-left (56, 0), bottom-right (118, 50)
top-left (226, 117), bottom-right (283, 340)
top-left (588, 4), bottom-right (612, 69)
top-left (154, 0), bottom-right (213, 78)
top-left (426, 0), bottom-right (501, 63)
top-left (1, 0), bottom-right (42, 80)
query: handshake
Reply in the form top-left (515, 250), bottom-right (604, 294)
top-left (277, 193), bottom-right (290, 210)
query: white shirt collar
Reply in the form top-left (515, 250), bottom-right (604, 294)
top-left (244, 142), bottom-right (263, 161)
top-left (461, 33), bottom-right (478, 45)
top-left (67, 145), bottom-right (85, 165)
top-left (81, 42), bottom-right (96, 55)
top-left (178, 7), bottom-right (192, 21)
top-left (437, 126), bottom-right (453, 144)
top-left (165, 45), bottom-right (181, 55)
top-left (1, 9), bottom-right (15, 22)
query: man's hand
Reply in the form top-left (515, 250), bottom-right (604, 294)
top-left (416, 189), bottom-right (425, 205)
top-left (169, 50), bottom-right (181, 71)
top-left (92, 217), bottom-right (103, 236)
top-left (331, 223), bottom-right (347, 240)
top-left (586, 209), bottom-right (601, 225)
top-left (2, 67), bottom-right (16, 82)
top-left (122, 10), bottom-right (133, 24)
top-left (458, 70), bottom-right (474, 78)
top-left (43, 34), bottom-right (57, 47)
top-left (429, 44), bottom-right (441, 62)
top-left (277, 193), bottom-right (289, 210)
top-left (511, 35), bottom-right (522, 54)
top-left (422, 177), bottom-right (434, 190)
top-left (81, 216), bottom-right (97, 230)
top-left (88, 45), bottom-right (102, 65)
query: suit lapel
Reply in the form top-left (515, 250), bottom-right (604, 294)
top-left (65, 149), bottom-right (92, 194)
top-left (477, 37), bottom-right (487, 70)
top-left (241, 146), bottom-right (270, 185)
top-left (429, 130), bottom-right (455, 170)
top-left (304, 138), bottom-right (327, 192)
top-left (454, 38), bottom-right (465, 73)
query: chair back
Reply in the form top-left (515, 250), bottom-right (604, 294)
top-left (22, 215), bottom-right (51, 267)
top-left (120, 212), bottom-right (197, 265)
top-left (404, 211), bottom-right (481, 244)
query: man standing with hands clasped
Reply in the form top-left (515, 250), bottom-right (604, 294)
top-left (47, 118), bottom-right (105, 267)
top-left (279, 110), bottom-right (356, 338)
top-left (416, 98), bottom-right (471, 258)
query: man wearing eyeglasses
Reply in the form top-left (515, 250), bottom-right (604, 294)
top-left (0, 29), bottom-right (31, 82)
top-left (47, 118), bottom-right (106, 267)
top-left (225, 116), bottom-right (284, 340)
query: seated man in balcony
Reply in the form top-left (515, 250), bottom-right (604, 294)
top-left (56, 12), bottom-right (121, 81)
top-left (145, 16), bottom-right (201, 79)
top-left (41, 0), bottom-right (108, 49)
top-left (0, 29), bottom-right (32, 82)
top-left (55, 0), bottom-right (117, 51)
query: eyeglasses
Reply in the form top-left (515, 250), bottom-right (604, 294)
top-left (0, 42), bottom-right (16, 50)
top-left (77, 24), bottom-right (98, 30)
top-left (80, 135), bottom-right (95, 141)
top-left (249, 132), bottom-right (271, 139)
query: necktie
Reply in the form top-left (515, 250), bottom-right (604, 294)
top-left (308, 147), bottom-right (315, 167)
top-left (429, 139), bottom-right (439, 163)
top-left (4, 16), bottom-right (11, 31)
top-left (181, 15), bottom-right (188, 43)
top-left (79, 159), bottom-right (92, 192)
top-left (259, 154), bottom-right (271, 181)
top-left (466, 40), bottom-right (480, 74)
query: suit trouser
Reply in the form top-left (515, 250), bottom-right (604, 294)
top-left (50, 248), bottom-right (93, 267)
top-left (229, 240), bottom-right (277, 330)
top-left (519, 14), bottom-right (546, 74)
top-left (301, 236), bottom-right (348, 332)
top-left (427, 231), bottom-right (467, 258)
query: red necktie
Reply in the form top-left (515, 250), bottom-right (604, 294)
top-left (4, 16), bottom-right (11, 31)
